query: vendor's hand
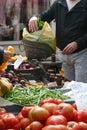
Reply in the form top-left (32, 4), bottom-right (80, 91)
top-left (3, 50), bottom-right (13, 62)
top-left (62, 41), bottom-right (78, 55)
top-left (28, 16), bottom-right (38, 32)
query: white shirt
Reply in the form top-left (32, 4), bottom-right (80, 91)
top-left (66, 0), bottom-right (81, 11)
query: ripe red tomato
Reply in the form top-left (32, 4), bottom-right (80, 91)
top-left (72, 103), bottom-right (77, 110)
top-left (20, 118), bottom-right (31, 129)
top-left (2, 113), bottom-right (19, 129)
top-left (53, 99), bottom-right (64, 105)
top-left (0, 113), bottom-right (6, 119)
top-left (79, 122), bottom-right (87, 129)
top-left (17, 112), bottom-right (24, 121)
top-left (45, 115), bottom-right (67, 126)
top-left (42, 124), bottom-right (68, 130)
top-left (40, 98), bottom-right (58, 106)
top-left (41, 102), bottom-right (57, 115)
top-left (0, 107), bottom-right (6, 115)
top-left (21, 106), bottom-right (33, 118)
top-left (53, 103), bottom-right (74, 121)
top-left (13, 122), bottom-right (21, 130)
top-left (25, 121), bottom-right (43, 130)
top-left (73, 108), bottom-right (78, 121)
top-left (74, 109), bottom-right (87, 123)
top-left (29, 106), bottom-right (50, 122)
top-left (6, 129), bottom-right (15, 130)
top-left (67, 121), bottom-right (81, 130)
top-left (0, 119), bottom-right (6, 130)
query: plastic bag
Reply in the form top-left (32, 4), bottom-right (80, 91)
top-left (22, 22), bottom-right (56, 52)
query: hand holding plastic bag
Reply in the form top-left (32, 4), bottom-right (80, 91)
top-left (22, 22), bottom-right (56, 52)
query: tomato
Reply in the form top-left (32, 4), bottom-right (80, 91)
top-left (73, 108), bottom-right (78, 121)
top-left (79, 122), bottom-right (87, 130)
top-left (40, 98), bottom-right (58, 106)
top-left (20, 118), bottom-right (31, 129)
top-left (6, 129), bottom-right (15, 130)
top-left (13, 122), bottom-right (21, 130)
top-left (72, 103), bottom-right (77, 110)
top-left (21, 106), bottom-right (33, 118)
top-left (42, 124), bottom-right (68, 130)
top-left (74, 109), bottom-right (87, 123)
top-left (25, 121), bottom-right (43, 130)
top-left (45, 115), bottom-right (67, 126)
top-left (53, 99), bottom-right (64, 105)
top-left (0, 119), bottom-right (6, 130)
top-left (0, 107), bottom-right (6, 115)
top-left (29, 106), bottom-right (50, 122)
top-left (0, 113), bottom-right (6, 119)
top-left (17, 112), bottom-right (24, 121)
top-left (67, 121), bottom-right (81, 130)
top-left (41, 103), bottom-right (57, 115)
top-left (2, 113), bottom-right (19, 129)
top-left (53, 103), bottom-right (74, 121)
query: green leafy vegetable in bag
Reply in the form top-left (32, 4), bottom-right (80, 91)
top-left (37, 18), bottom-right (45, 30)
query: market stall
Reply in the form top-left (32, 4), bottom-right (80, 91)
top-left (1, 45), bottom-right (87, 129)
top-left (0, 1), bottom-right (87, 129)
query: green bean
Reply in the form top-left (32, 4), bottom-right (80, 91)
top-left (3, 85), bottom-right (70, 106)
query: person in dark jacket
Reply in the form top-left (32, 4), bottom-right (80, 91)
top-left (0, 47), bottom-right (12, 65)
top-left (28, 0), bottom-right (87, 83)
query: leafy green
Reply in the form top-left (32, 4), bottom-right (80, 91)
top-left (37, 18), bottom-right (44, 30)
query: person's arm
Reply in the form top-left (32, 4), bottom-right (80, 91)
top-left (28, 0), bottom-right (56, 32)
top-left (39, 0), bottom-right (56, 23)
top-left (62, 33), bottom-right (87, 55)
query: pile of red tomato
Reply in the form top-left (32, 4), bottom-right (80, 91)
top-left (0, 98), bottom-right (87, 130)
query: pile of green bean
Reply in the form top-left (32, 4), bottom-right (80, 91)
top-left (3, 85), bottom-right (70, 106)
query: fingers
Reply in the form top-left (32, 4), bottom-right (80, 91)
top-left (28, 17), bottom-right (38, 32)
top-left (62, 46), bottom-right (74, 54)
top-left (62, 42), bottom-right (78, 55)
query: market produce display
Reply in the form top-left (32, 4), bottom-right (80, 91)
top-left (0, 45), bottom-right (70, 107)
top-left (1, 70), bottom-right (27, 87)
top-left (3, 85), bottom-right (70, 106)
top-left (0, 45), bottom-right (78, 130)
top-left (0, 100), bottom-right (87, 130)
top-left (0, 60), bottom-right (69, 107)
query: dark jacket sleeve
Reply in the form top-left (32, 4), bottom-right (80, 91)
top-left (39, 0), bottom-right (56, 23)
top-left (76, 34), bottom-right (87, 50)
top-left (0, 47), bottom-right (4, 65)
